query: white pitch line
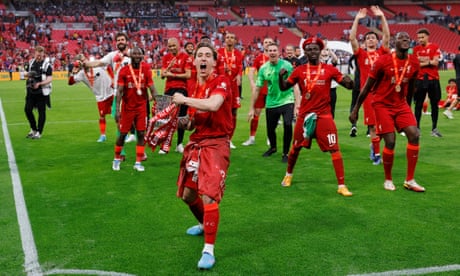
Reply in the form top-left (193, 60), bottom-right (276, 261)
top-left (348, 264), bottom-right (460, 276)
top-left (44, 269), bottom-right (135, 276)
top-left (1, 99), bottom-right (136, 276)
top-left (0, 98), bottom-right (42, 276)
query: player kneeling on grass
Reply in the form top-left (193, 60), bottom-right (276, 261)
top-left (349, 32), bottom-right (425, 192)
top-left (112, 47), bottom-right (158, 172)
top-left (278, 37), bottom-right (354, 197)
top-left (172, 42), bottom-right (232, 270)
top-left (442, 78), bottom-right (458, 119)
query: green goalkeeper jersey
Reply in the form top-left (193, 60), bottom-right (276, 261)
top-left (256, 59), bottom-right (295, 108)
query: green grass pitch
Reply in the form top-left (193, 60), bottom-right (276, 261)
top-left (0, 70), bottom-right (459, 275)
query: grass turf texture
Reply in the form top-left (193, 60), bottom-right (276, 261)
top-left (0, 70), bottom-right (459, 275)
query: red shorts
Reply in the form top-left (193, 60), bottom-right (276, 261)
top-left (363, 95), bottom-right (376, 126)
top-left (177, 137), bottom-right (230, 203)
top-left (293, 113), bottom-right (339, 152)
top-left (97, 95), bottom-right (114, 117)
top-left (231, 81), bottom-right (241, 109)
top-left (373, 103), bottom-right (416, 135)
top-left (119, 107), bottom-right (147, 133)
top-left (254, 86), bottom-right (268, 109)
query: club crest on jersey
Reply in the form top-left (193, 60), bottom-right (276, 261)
top-left (219, 82), bottom-right (227, 90)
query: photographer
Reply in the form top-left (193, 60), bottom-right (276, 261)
top-left (25, 46), bottom-right (53, 139)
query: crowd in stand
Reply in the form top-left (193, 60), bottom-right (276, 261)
top-left (1, 1), bottom-right (459, 73)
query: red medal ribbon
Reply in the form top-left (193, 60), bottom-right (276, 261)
top-left (392, 52), bottom-right (410, 92)
top-left (128, 62), bottom-right (143, 95)
top-left (84, 67), bottom-right (94, 88)
top-left (305, 62), bottom-right (322, 93)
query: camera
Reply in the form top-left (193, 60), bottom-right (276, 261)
top-left (27, 71), bottom-right (39, 89)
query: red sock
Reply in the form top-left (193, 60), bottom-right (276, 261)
top-left (371, 137), bottom-right (380, 155)
top-left (99, 118), bottom-right (106, 135)
top-left (136, 145), bottom-right (144, 162)
top-left (250, 115), bottom-right (259, 137)
top-left (331, 151), bottom-right (345, 185)
top-left (286, 147), bottom-right (300, 174)
top-left (114, 145), bottom-right (123, 159)
top-left (203, 203), bottom-right (219, 245)
top-left (406, 143), bottom-right (419, 181)
top-left (229, 112), bottom-right (237, 139)
top-left (382, 147), bottom-right (394, 180)
top-left (188, 197), bottom-right (204, 224)
top-left (423, 101), bottom-right (428, 113)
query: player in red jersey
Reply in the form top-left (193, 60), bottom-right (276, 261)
top-left (172, 42), bottom-right (232, 270)
top-left (161, 37), bottom-right (191, 153)
top-left (350, 32), bottom-right (425, 193)
top-left (412, 28), bottom-right (443, 137)
top-left (84, 32), bottom-right (133, 159)
top-left (184, 41), bottom-right (196, 103)
top-left (217, 32), bottom-right (243, 149)
top-left (350, 6), bottom-right (390, 165)
top-left (112, 47), bottom-right (158, 172)
top-left (278, 37), bottom-right (355, 197)
top-left (242, 37), bottom-right (274, 146)
top-left (442, 78), bottom-right (458, 119)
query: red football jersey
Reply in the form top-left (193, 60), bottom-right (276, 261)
top-left (355, 47), bottom-right (390, 89)
top-left (161, 52), bottom-right (190, 90)
top-left (287, 63), bottom-right (344, 117)
top-left (413, 43), bottom-right (441, 80)
top-left (369, 53), bottom-right (420, 108)
top-left (189, 73), bottom-right (233, 141)
top-left (117, 62), bottom-right (153, 111)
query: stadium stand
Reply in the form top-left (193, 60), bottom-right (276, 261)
top-left (384, 4), bottom-right (430, 20)
top-left (1, 1), bottom-right (459, 72)
top-left (428, 3), bottom-right (460, 17)
top-left (225, 25), bottom-right (301, 50)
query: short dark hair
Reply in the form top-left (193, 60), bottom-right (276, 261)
top-left (194, 42), bottom-right (217, 60)
top-left (115, 32), bottom-right (129, 41)
top-left (364, 31), bottom-right (379, 40)
top-left (132, 46), bottom-right (144, 55)
top-left (184, 41), bottom-right (194, 48)
top-left (416, 28), bottom-right (430, 36)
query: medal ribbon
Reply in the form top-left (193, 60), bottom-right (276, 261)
top-left (84, 67), bottom-right (94, 88)
top-left (306, 63), bottom-right (322, 93)
top-left (366, 51), bottom-right (379, 67)
top-left (114, 52), bottom-right (123, 72)
top-left (392, 52), bottom-right (410, 90)
top-left (128, 62), bottom-right (143, 94)
top-left (224, 48), bottom-right (234, 76)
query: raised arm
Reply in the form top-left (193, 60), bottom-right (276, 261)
top-left (350, 8), bottom-right (368, 53)
top-left (173, 93), bottom-right (224, 113)
top-left (371, 6), bottom-right (390, 49)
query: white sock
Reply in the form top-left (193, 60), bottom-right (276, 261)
top-left (203, 243), bottom-right (214, 256)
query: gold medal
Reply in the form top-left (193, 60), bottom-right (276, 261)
top-left (391, 52), bottom-right (410, 94)
top-left (305, 92), bottom-right (311, 99)
top-left (137, 89), bottom-right (142, 95)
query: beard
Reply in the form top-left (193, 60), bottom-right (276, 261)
top-left (117, 43), bottom-right (127, 52)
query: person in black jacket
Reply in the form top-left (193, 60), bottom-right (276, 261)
top-left (25, 45), bottom-right (53, 139)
